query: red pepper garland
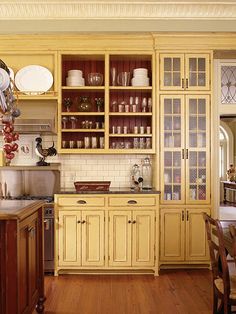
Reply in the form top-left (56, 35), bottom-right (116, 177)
top-left (0, 60), bottom-right (20, 165)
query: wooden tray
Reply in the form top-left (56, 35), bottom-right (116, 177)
top-left (74, 181), bottom-right (111, 192)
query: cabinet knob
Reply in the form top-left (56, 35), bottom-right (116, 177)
top-left (77, 220), bottom-right (81, 224)
top-left (81, 220), bottom-right (86, 224)
top-left (186, 78), bottom-right (189, 89)
top-left (127, 200), bottom-right (137, 204)
top-left (128, 220), bottom-right (132, 224)
top-left (182, 78), bottom-right (185, 89)
top-left (77, 200), bottom-right (87, 204)
top-left (132, 220), bottom-right (136, 224)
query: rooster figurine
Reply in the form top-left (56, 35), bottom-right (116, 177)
top-left (35, 137), bottom-right (57, 166)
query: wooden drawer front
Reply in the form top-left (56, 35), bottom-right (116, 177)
top-left (108, 197), bottom-right (156, 207)
top-left (58, 197), bottom-right (105, 207)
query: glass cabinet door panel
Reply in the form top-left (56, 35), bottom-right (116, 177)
top-left (160, 95), bottom-right (185, 204)
top-left (186, 95), bottom-right (210, 203)
top-left (160, 54), bottom-right (184, 90)
top-left (185, 54), bottom-right (210, 90)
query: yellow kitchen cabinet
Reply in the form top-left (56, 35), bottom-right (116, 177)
top-left (109, 210), bottom-right (155, 267)
top-left (160, 208), bottom-right (210, 263)
top-left (160, 94), bottom-right (211, 205)
top-left (159, 53), bottom-right (210, 91)
top-left (58, 210), bottom-right (105, 267)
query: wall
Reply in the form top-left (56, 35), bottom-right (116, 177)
top-left (7, 134), bottom-right (152, 189)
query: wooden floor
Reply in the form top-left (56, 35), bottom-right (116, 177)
top-left (43, 269), bottom-right (213, 314)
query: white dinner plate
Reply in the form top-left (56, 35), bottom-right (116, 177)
top-left (0, 68), bottom-right (10, 91)
top-left (15, 65), bottom-right (53, 95)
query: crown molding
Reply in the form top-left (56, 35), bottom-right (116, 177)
top-left (0, 2), bottom-right (236, 20)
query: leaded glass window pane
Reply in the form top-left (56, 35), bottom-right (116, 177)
top-left (221, 66), bottom-right (236, 103)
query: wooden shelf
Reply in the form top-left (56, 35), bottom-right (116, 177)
top-left (62, 86), bottom-right (105, 90)
top-left (109, 133), bottom-right (152, 137)
top-left (62, 129), bottom-right (104, 132)
top-left (109, 86), bottom-right (152, 90)
top-left (109, 112), bottom-right (152, 116)
top-left (61, 112), bottom-right (104, 116)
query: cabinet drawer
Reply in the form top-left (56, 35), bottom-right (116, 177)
top-left (108, 197), bottom-right (156, 207)
top-left (57, 197), bottom-right (105, 207)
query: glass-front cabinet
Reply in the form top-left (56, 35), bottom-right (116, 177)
top-left (58, 52), bottom-right (155, 153)
top-left (160, 54), bottom-right (210, 91)
top-left (160, 94), bottom-right (210, 204)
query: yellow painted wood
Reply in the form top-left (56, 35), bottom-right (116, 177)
top-left (160, 208), bottom-right (185, 261)
top-left (57, 196), bottom-right (105, 207)
top-left (185, 95), bottom-right (210, 205)
top-left (58, 211), bottom-right (81, 266)
top-left (81, 211), bottom-right (105, 266)
top-left (109, 210), bottom-right (132, 267)
top-left (108, 196), bottom-right (156, 207)
top-left (160, 54), bottom-right (184, 91)
top-left (185, 208), bottom-right (210, 261)
top-left (159, 94), bottom-right (185, 205)
top-left (185, 54), bottom-right (210, 91)
top-left (132, 210), bottom-right (155, 267)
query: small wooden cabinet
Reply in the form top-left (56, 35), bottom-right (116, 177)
top-left (160, 208), bottom-right (210, 263)
top-left (55, 193), bottom-right (159, 275)
top-left (58, 210), bottom-right (105, 267)
top-left (159, 53), bottom-right (210, 91)
top-left (109, 210), bottom-right (155, 267)
top-left (0, 200), bottom-right (45, 314)
top-left (58, 52), bottom-right (155, 153)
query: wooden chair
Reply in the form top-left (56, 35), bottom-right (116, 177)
top-left (203, 213), bottom-right (236, 314)
top-left (229, 224), bottom-right (236, 267)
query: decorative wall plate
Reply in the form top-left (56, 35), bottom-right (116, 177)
top-left (15, 65), bottom-right (53, 95)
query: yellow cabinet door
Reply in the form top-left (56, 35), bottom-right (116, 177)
top-left (185, 54), bottom-right (210, 90)
top-left (185, 208), bottom-right (210, 261)
top-left (81, 210), bottom-right (105, 266)
top-left (185, 95), bottom-right (210, 204)
top-left (160, 54), bottom-right (185, 90)
top-left (58, 211), bottom-right (81, 266)
top-left (132, 210), bottom-right (155, 267)
top-left (109, 211), bottom-right (132, 266)
top-left (160, 208), bottom-right (185, 261)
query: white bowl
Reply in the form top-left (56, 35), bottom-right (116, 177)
top-left (131, 77), bottom-right (150, 86)
top-left (133, 68), bottom-right (148, 76)
top-left (68, 70), bottom-right (83, 78)
top-left (66, 77), bottom-right (85, 86)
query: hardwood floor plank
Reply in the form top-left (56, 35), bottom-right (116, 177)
top-left (43, 270), bottom-right (212, 314)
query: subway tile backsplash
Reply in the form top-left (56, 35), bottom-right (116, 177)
top-left (6, 135), bottom-right (152, 189)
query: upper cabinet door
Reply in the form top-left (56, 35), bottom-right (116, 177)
top-left (185, 54), bottom-right (210, 91)
top-left (160, 95), bottom-right (186, 204)
top-left (185, 95), bottom-right (211, 204)
top-left (160, 53), bottom-right (210, 91)
top-left (160, 54), bottom-right (184, 90)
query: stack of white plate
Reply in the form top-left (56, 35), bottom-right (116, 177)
top-left (131, 68), bottom-right (149, 86)
top-left (66, 69), bottom-right (85, 86)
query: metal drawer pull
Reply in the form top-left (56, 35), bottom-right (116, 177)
top-left (28, 226), bottom-right (35, 237)
top-left (77, 200), bottom-right (87, 204)
top-left (44, 219), bottom-right (50, 230)
top-left (127, 200), bottom-right (137, 204)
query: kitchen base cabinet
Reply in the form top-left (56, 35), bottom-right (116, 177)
top-left (55, 193), bottom-right (159, 276)
top-left (109, 210), bottom-right (155, 267)
top-left (160, 208), bottom-right (210, 265)
top-left (0, 200), bottom-right (45, 314)
top-left (58, 210), bottom-right (105, 267)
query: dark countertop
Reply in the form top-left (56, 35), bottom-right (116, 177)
top-left (0, 200), bottom-right (45, 220)
top-left (57, 188), bottom-right (161, 195)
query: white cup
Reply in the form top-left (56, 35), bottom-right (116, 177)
top-left (134, 126), bottom-right (138, 134)
top-left (146, 126), bottom-right (151, 134)
top-left (140, 126), bottom-right (144, 134)
top-left (91, 137), bottom-right (97, 149)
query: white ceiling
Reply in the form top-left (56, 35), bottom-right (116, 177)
top-left (0, 1), bottom-right (236, 33)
